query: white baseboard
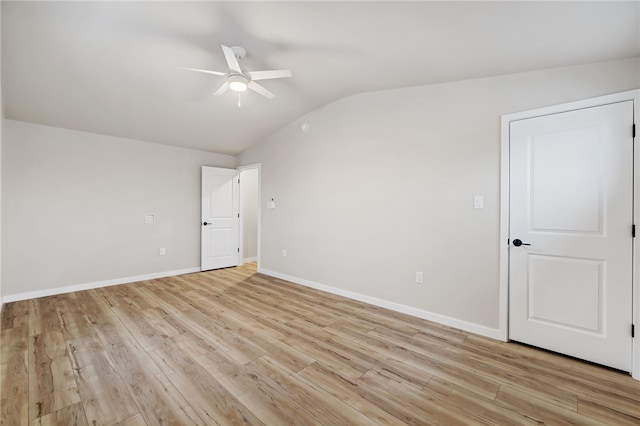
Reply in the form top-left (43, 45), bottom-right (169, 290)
top-left (2, 267), bottom-right (201, 303)
top-left (259, 268), bottom-right (502, 341)
top-left (243, 257), bottom-right (258, 263)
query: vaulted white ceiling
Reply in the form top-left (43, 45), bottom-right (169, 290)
top-left (2, 1), bottom-right (639, 154)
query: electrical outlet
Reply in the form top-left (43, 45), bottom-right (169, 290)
top-left (282, 249), bottom-right (287, 257)
top-left (159, 248), bottom-right (166, 256)
top-left (415, 271), bottom-right (424, 284)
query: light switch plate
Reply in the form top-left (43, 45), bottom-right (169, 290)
top-left (145, 213), bottom-right (156, 223)
top-left (473, 196), bottom-right (484, 209)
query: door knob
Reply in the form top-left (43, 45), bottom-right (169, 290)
top-left (512, 239), bottom-right (531, 247)
top-left (203, 221), bottom-right (209, 226)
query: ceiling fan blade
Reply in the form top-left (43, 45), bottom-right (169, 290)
top-left (221, 45), bottom-right (241, 73)
top-left (179, 67), bottom-right (226, 76)
top-left (214, 82), bottom-right (230, 96)
top-left (248, 81), bottom-right (275, 99)
top-left (248, 70), bottom-right (292, 81)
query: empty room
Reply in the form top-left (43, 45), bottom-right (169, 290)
top-left (1, 1), bottom-right (640, 425)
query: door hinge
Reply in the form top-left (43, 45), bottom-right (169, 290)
top-left (632, 324), bottom-right (635, 338)
top-left (633, 225), bottom-right (636, 238)
top-left (238, 178), bottom-right (240, 184)
top-left (633, 123), bottom-right (636, 138)
top-left (237, 248), bottom-right (240, 253)
top-left (237, 213), bottom-right (240, 218)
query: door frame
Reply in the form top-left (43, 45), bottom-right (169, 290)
top-left (499, 89), bottom-right (640, 380)
top-left (237, 163), bottom-right (261, 270)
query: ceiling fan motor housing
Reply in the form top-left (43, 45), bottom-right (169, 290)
top-left (231, 46), bottom-right (247, 60)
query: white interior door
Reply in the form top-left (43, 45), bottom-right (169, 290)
top-left (201, 166), bottom-right (239, 271)
top-left (509, 101), bottom-right (634, 371)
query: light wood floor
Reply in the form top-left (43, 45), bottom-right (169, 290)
top-left (1, 263), bottom-right (639, 425)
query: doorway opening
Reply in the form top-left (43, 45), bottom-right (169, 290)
top-left (238, 164), bottom-right (261, 269)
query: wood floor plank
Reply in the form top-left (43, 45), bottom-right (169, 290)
top-left (325, 321), bottom-right (502, 400)
top-left (241, 313), bottom-right (368, 380)
top-left (367, 325), bottom-right (579, 410)
top-left (29, 297), bottom-right (64, 336)
top-left (494, 384), bottom-right (604, 426)
top-left (108, 304), bottom-right (175, 353)
top-left (463, 334), bottom-right (639, 392)
top-left (2, 262), bottom-right (639, 425)
top-left (105, 337), bottom-right (205, 425)
top-left (460, 333), bottom-right (640, 408)
top-left (163, 304), bottom-right (264, 365)
top-left (577, 397), bottom-right (640, 426)
top-left (249, 355), bottom-right (378, 425)
top-left (185, 289), bottom-right (369, 380)
top-left (1, 300), bottom-right (29, 330)
top-left (286, 318), bottom-right (381, 373)
top-left (66, 334), bottom-right (140, 425)
top-left (71, 291), bottom-right (132, 346)
top-left (28, 331), bottom-right (81, 421)
top-left (374, 355), bottom-right (435, 390)
top-left (188, 336), bottom-right (318, 425)
top-left (424, 377), bottom-right (538, 426)
top-left (1, 327), bottom-right (29, 426)
top-left (30, 402), bottom-right (88, 426)
top-left (341, 371), bottom-right (440, 426)
top-left (298, 361), bottom-right (411, 425)
top-left (132, 281), bottom-right (266, 366)
top-left (113, 414), bottom-right (147, 426)
top-left (190, 298), bottom-right (316, 373)
top-left (154, 346), bottom-right (263, 425)
top-left (358, 369), bottom-right (493, 425)
top-left (211, 363), bottom-right (323, 426)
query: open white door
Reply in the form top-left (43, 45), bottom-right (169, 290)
top-left (201, 166), bottom-right (240, 271)
top-left (509, 101), bottom-right (634, 371)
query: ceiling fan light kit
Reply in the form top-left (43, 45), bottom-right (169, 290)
top-left (182, 44), bottom-right (291, 106)
top-left (228, 75), bottom-right (248, 92)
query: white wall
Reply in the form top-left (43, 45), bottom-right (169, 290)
top-left (240, 168), bottom-right (259, 262)
top-left (238, 58), bottom-right (640, 332)
top-left (2, 120), bottom-right (235, 299)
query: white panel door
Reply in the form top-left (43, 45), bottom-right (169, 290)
top-left (509, 101), bottom-right (633, 371)
top-left (201, 166), bottom-right (239, 271)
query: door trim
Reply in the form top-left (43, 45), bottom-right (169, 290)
top-left (237, 163), bottom-right (261, 271)
top-left (499, 89), bottom-right (640, 380)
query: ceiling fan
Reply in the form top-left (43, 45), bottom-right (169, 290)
top-left (181, 45), bottom-right (292, 107)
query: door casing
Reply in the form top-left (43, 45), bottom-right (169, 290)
top-left (499, 89), bottom-right (640, 380)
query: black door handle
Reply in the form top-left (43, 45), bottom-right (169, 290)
top-left (512, 239), bottom-right (531, 247)
top-left (203, 221), bottom-right (209, 226)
